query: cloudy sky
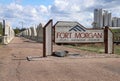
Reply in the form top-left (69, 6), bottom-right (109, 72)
top-left (0, 0), bottom-right (120, 28)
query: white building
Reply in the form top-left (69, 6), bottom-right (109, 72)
top-left (93, 9), bottom-right (103, 28)
top-left (108, 13), bottom-right (112, 26)
top-left (103, 10), bottom-right (109, 27)
top-left (112, 17), bottom-right (118, 27)
top-left (99, 9), bottom-right (103, 28)
top-left (94, 9), bottom-right (99, 28)
top-left (93, 8), bottom-right (120, 28)
top-left (93, 9), bottom-right (111, 28)
top-left (117, 18), bottom-right (120, 27)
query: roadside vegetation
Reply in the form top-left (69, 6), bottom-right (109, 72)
top-left (14, 27), bottom-right (26, 35)
top-left (111, 29), bottom-right (120, 45)
top-left (114, 45), bottom-right (120, 55)
top-left (66, 44), bottom-right (104, 53)
top-left (64, 29), bottom-right (120, 55)
top-left (65, 44), bottom-right (120, 55)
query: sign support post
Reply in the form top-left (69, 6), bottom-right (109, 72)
top-left (43, 19), bottom-right (53, 57)
top-left (104, 26), bottom-right (114, 54)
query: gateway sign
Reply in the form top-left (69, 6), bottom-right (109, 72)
top-left (55, 21), bottom-right (104, 43)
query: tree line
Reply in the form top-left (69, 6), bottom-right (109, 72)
top-left (14, 27), bottom-right (26, 35)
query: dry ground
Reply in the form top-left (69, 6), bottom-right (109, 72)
top-left (0, 37), bottom-right (120, 81)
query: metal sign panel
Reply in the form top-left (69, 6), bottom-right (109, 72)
top-left (55, 21), bottom-right (104, 43)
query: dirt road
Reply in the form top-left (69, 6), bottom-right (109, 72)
top-left (0, 37), bottom-right (120, 81)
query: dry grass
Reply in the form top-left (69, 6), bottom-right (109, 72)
top-left (66, 44), bottom-right (120, 55)
top-left (114, 45), bottom-right (120, 55)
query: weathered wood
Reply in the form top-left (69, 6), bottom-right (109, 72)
top-left (43, 19), bottom-right (53, 57)
top-left (104, 26), bottom-right (114, 54)
top-left (54, 21), bottom-right (104, 43)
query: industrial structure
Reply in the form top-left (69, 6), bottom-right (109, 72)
top-left (93, 9), bottom-right (120, 28)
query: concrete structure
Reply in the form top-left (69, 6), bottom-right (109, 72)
top-left (28, 28), bottom-right (32, 38)
top-left (94, 9), bottom-right (104, 28)
top-left (93, 9), bottom-right (120, 28)
top-left (94, 9), bottom-right (112, 28)
top-left (94, 9), bottom-right (100, 28)
top-left (20, 20), bottom-right (53, 57)
top-left (112, 17), bottom-right (118, 27)
top-left (103, 10), bottom-right (109, 26)
top-left (117, 18), bottom-right (120, 27)
top-left (99, 9), bottom-right (103, 28)
top-left (30, 27), bottom-right (37, 40)
top-left (2, 20), bottom-right (15, 44)
top-left (19, 23), bottom-right (43, 42)
top-left (36, 23), bottom-right (43, 42)
top-left (108, 13), bottom-right (112, 26)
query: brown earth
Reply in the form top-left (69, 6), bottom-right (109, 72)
top-left (0, 37), bottom-right (120, 81)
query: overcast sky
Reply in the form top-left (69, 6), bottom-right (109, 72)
top-left (0, 0), bottom-right (120, 28)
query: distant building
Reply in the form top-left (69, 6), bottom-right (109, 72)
top-left (93, 8), bottom-right (120, 28)
top-left (117, 18), bottom-right (120, 27)
top-left (93, 9), bottom-right (103, 28)
top-left (112, 17), bottom-right (118, 27)
top-left (108, 13), bottom-right (112, 26)
top-left (103, 10), bottom-right (108, 27)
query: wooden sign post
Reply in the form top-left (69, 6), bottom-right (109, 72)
top-left (42, 21), bottom-right (114, 57)
top-left (104, 26), bottom-right (114, 54)
top-left (43, 19), bottom-right (53, 57)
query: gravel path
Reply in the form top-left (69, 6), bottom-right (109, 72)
top-left (0, 37), bottom-right (120, 81)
